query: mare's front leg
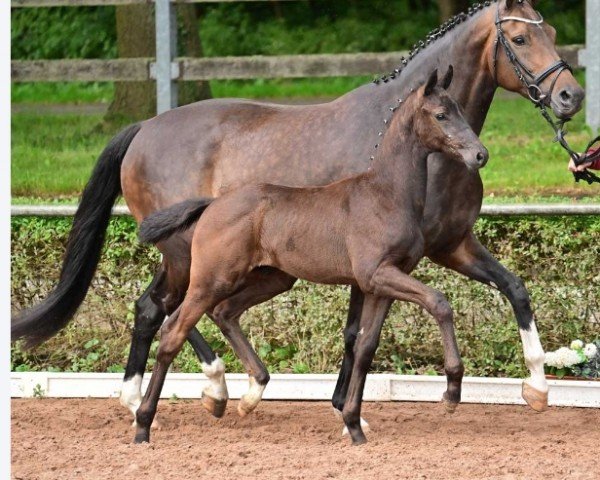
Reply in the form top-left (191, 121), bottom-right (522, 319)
top-left (208, 268), bottom-right (297, 417)
top-left (341, 293), bottom-right (392, 445)
top-left (429, 232), bottom-right (548, 412)
top-left (430, 232), bottom-right (548, 412)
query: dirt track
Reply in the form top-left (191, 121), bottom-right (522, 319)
top-left (11, 398), bottom-right (600, 480)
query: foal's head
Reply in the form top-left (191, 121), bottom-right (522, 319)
top-left (410, 67), bottom-right (489, 170)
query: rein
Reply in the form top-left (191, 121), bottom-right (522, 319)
top-left (494, 2), bottom-right (600, 184)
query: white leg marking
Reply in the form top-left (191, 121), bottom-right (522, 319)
top-left (241, 377), bottom-right (266, 410)
top-left (520, 323), bottom-right (548, 393)
top-left (201, 357), bottom-right (228, 401)
top-left (120, 374), bottom-right (143, 422)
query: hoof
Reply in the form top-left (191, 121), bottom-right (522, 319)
top-left (133, 431), bottom-right (149, 444)
top-left (352, 437), bottom-right (368, 446)
top-left (442, 392), bottom-right (459, 414)
top-left (237, 398), bottom-right (257, 418)
top-left (131, 417), bottom-right (162, 429)
top-left (522, 382), bottom-right (548, 412)
top-left (201, 392), bottom-right (227, 418)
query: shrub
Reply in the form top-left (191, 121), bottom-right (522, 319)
top-left (11, 215), bottom-right (599, 377)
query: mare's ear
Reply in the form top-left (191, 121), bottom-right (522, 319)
top-left (442, 65), bottom-right (454, 90)
top-left (424, 69), bottom-right (438, 97)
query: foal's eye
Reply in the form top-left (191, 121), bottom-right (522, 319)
top-left (435, 113), bottom-right (446, 121)
top-left (512, 36), bottom-right (526, 46)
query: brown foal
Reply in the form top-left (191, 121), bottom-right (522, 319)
top-left (136, 68), bottom-right (488, 445)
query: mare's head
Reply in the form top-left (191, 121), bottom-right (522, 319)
top-left (411, 67), bottom-right (488, 171)
top-left (488, 0), bottom-right (584, 119)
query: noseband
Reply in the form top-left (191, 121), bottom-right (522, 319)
top-left (493, 5), bottom-right (571, 105)
top-left (493, 3), bottom-right (599, 184)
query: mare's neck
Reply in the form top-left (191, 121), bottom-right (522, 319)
top-left (362, 6), bottom-right (497, 135)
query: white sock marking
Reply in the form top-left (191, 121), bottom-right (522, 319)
top-left (241, 377), bottom-right (266, 409)
top-left (201, 357), bottom-right (228, 401)
top-left (520, 323), bottom-right (548, 393)
top-left (120, 374), bottom-right (143, 420)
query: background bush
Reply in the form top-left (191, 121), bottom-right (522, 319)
top-left (11, 215), bottom-right (599, 377)
top-left (11, 1), bottom-right (585, 61)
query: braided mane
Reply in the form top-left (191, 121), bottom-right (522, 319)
top-left (373, 0), bottom-right (498, 85)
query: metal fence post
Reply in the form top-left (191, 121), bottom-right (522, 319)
top-left (155, 0), bottom-right (178, 114)
top-left (580, 0), bottom-right (600, 134)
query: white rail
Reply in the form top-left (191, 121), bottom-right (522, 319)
top-left (10, 372), bottom-right (600, 408)
top-left (10, 204), bottom-right (600, 217)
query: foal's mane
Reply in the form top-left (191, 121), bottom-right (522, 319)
top-left (372, 0), bottom-right (499, 85)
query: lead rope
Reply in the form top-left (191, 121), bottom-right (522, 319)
top-left (537, 105), bottom-right (600, 184)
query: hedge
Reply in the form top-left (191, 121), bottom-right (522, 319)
top-left (11, 215), bottom-right (600, 378)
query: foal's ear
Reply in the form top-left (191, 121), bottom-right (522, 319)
top-left (442, 65), bottom-right (454, 90)
top-left (424, 69), bottom-right (438, 97)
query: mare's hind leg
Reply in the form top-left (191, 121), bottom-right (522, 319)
top-left (208, 267), bottom-right (297, 417)
top-left (120, 264), bottom-right (224, 422)
top-left (429, 232), bottom-right (548, 412)
top-left (120, 268), bottom-right (167, 421)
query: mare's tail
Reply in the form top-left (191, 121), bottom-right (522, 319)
top-left (138, 198), bottom-right (214, 244)
top-left (11, 123), bottom-right (142, 348)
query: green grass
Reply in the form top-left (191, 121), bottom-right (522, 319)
top-left (11, 113), bottom-right (113, 197)
top-left (11, 75), bottom-right (600, 199)
top-left (11, 77), bottom-right (375, 104)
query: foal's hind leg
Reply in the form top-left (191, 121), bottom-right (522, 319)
top-left (430, 233), bottom-right (548, 412)
top-left (208, 268), bottom-right (297, 417)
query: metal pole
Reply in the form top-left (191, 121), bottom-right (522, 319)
top-left (155, 0), bottom-right (178, 114)
top-left (580, 0), bottom-right (600, 134)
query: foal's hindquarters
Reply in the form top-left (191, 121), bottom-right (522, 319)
top-left (134, 69), bottom-right (488, 445)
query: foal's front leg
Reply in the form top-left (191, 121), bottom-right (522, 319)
top-left (429, 232), bottom-right (548, 412)
top-left (370, 265), bottom-right (464, 412)
top-left (341, 293), bottom-right (392, 445)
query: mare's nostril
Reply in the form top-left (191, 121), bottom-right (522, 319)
top-left (560, 89), bottom-right (572, 103)
top-left (477, 152), bottom-right (485, 161)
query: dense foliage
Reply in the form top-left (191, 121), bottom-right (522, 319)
top-left (11, 1), bottom-right (585, 61)
top-left (11, 215), bottom-right (599, 376)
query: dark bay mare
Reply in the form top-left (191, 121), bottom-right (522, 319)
top-left (135, 69), bottom-right (489, 445)
top-left (12, 0), bottom-right (583, 422)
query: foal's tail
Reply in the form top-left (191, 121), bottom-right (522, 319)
top-left (138, 198), bottom-right (214, 244)
top-left (11, 123), bottom-right (142, 348)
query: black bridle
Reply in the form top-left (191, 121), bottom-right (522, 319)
top-left (493, 2), bottom-right (600, 184)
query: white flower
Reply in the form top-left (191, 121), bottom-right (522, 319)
top-left (570, 339), bottom-right (584, 350)
top-left (545, 347), bottom-right (582, 369)
top-left (584, 343), bottom-right (598, 359)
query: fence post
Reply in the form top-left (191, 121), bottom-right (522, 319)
top-left (579, 0), bottom-right (600, 134)
top-left (155, 0), bottom-right (178, 114)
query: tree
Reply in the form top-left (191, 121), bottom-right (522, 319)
top-left (104, 4), bottom-right (211, 126)
top-left (437, 0), bottom-right (471, 22)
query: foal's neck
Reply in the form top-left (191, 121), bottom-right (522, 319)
top-left (367, 105), bottom-right (430, 212)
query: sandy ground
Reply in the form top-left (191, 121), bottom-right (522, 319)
top-left (11, 398), bottom-right (600, 480)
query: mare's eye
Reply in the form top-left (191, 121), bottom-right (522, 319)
top-left (435, 113), bottom-right (446, 121)
top-left (512, 36), bottom-right (526, 46)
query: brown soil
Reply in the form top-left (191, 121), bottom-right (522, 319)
top-left (11, 399), bottom-right (600, 480)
